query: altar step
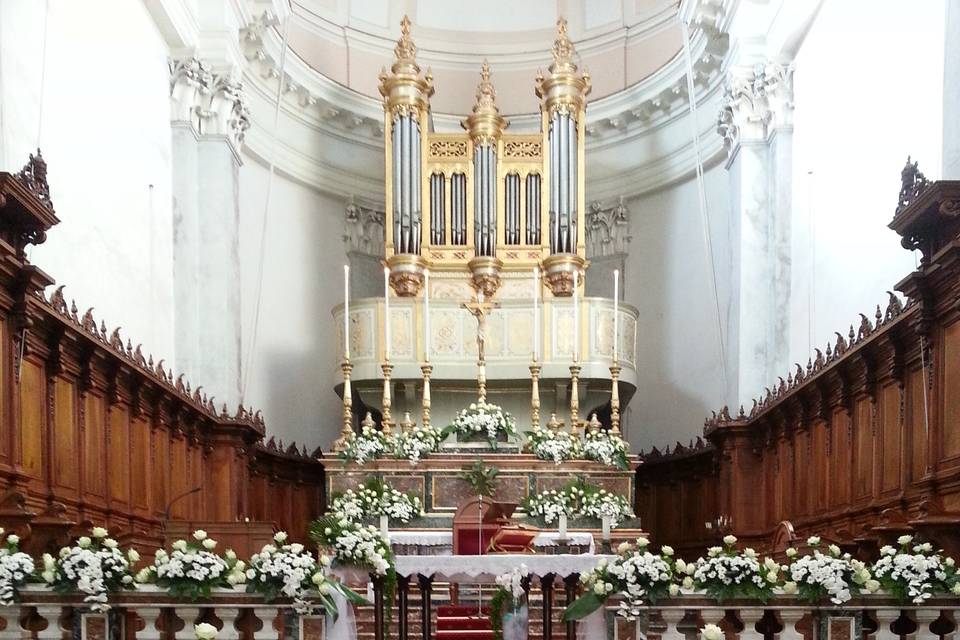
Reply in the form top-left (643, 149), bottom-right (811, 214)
top-left (435, 605), bottom-right (493, 639)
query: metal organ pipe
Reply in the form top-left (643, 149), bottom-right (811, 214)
top-left (568, 115), bottom-right (577, 250)
top-left (392, 115), bottom-right (402, 252)
top-left (550, 114), bottom-right (559, 253)
top-left (400, 116), bottom-right (411, 253)
top-left (412, 119), bottom-right (421, 253)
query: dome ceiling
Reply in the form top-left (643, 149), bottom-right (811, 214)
top-left (288, 0), bottom-right (683, 117)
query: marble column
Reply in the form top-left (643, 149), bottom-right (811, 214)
top-left (944, 0), bottom-right (960, 179)
top-left (717, 61), bottom-right (795, 405)
top-left (170, 58), bottom-right (248, 407)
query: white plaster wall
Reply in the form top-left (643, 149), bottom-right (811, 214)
top-left (788, 0), bottom-right (945, 367)
top-left (620, 165), bottom-right (735, 450)
top-left (238, 158), bottom-right (349, 449)
top-left (0, 0), bottom-right (175, 359)
top-left (944, 0), bottom-right (960, 179)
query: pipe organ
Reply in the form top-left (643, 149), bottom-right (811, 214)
top-left (380, 17), bottom-right (590, 298)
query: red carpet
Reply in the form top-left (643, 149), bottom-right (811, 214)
top-left (436, 605), bottom-right (495, 640)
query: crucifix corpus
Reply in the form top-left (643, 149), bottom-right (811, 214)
top-left (461, 292), bottom-right (500, 402)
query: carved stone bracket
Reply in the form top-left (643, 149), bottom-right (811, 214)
top-left (716, 61), bottom-right (795, 158)
top-left (169, 57), bottom-right (250, 149)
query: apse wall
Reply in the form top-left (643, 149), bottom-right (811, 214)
top-left (238, 159), bottom-right (348, 448)
top-left (621, 165), bottom-right (735, 450)
top-left (787, 0), bottom-right (945, 370)
top-left (0, 0), bottom-right (176, 359)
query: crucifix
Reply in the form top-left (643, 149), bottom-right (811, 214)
top-left (461, 291), bottom-right (499, 402)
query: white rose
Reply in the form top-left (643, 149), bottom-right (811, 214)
top-left (661, 545), bottom-right (674, 557)
top-left (764, 557), bottom-right (778, 572)
top-left (701, 623), bottom-right (724, 640)
top-left (41, 570), bottom-right (55, 583)
top-left (6, 534), bottom-right (20, 545)
top-left (318, 582), bottom-right (331, 595)
top-left (744, 548), bottom-right (757, 559)
top-left (290, 543), bottom-right (304, 554)
top-left (668, 584), bottom-right (680, 596)
top-left (122, 575), bottom-right (133, 584)
top-left (202, 539), bottom-right (217, 550)
top-left (0, 527), bottom-right (4, 536)
top-left (635, 537), bottom-right (649, 547)
top-left (675, 559), bottom-right (687, 574)
top-left (91, 527), bottom-right (108, 539)
top-left (42, 553), bottom-right (55, 570)
top-left (320, 555), bottom-right (331, 567)
top-left (682, 576), bottom-right (694, 589)
top-left (766, 570), bottom-right (778, 583)
top-left (828, 544), bottom-right (841, 557)
top-left (807, 536), bottom-right (821, 546)
top-left (865, 579), bottom-right (880, 593)
top-left (194, 622), bottom-right (218, 640)
top-left (225, 549), bottom-right (237, 560)
top-left (135, 568), bottom-right (152, 583)
top-left (782, 581), bottom-right (798, 594)
top-left (193, 530), bottom-right (208, 541)
top-left (593, 582), bottom-right (605, 595)
top-left (77, 536), bottom-right (92, 549)
top-left (952, 583), bottom-right (960, 595)
top-left (173, 540), bottom-right (188, 552)
top-left (946, 557), bottom-right (955, 568)
top-left (897, 534), bottom-right (913, 546)
top-left (104, 538), bottom-right (118, 549)
top-left (127, 549), bottom-right (140, 563)
top-left (274, 531), bottom-right (288, 543)
top-left (785, 548), bottom-right (797, 558)
top-left (617, 542), bottom-right (631, 554)
top-left (722, 535), bottom-right (737, 546)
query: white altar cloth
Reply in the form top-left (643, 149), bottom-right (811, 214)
top-left (393, 553), bottom-right (611, 582)
top-left (388, 530), bottom-right (595, 553)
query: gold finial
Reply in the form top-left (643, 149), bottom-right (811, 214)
top-left (551, 17), bottom-right (575, 72)
top-left (395, 15), bottom-right (417, 64)
top-left (535, 16), bottom-right (591, 115)
top-left (379, 16), bottom-right (434, 115)
top-left (462, 60), bottom-right (508, 145)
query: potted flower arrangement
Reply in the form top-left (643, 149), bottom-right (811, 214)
top-left (245, 531), bottom-right (367, 617)
top-left (392, 424), bottom-right (444, 464)
top-left (582, 429), bottom-right (629, 469)
top-left (525, 428), bottom-right (581, 464)
top-left (690, 535), bottom-right (775, 603)
top-left (522, 478), bottom-right (633, 528)
top-left (329, 478), bottom-right (425, 525)
top-left (565, 537), bottom-right (675, 622)
top-left (872, 535), bottom-right (960, 604)
top-left (339, 422), bottom-right (393, 464)
top-left (781, 536), bottom-right (875, 604)
top-left (41, 527), bottom-right (136, 611)
top-left (491, 565), bottom-right (528, 640)
top-left (0, 528), bottom-right (34, 606)
top-left (443, 401), bottom-right (517, 448)
top-left (134, 529), bottom-right (246, 600)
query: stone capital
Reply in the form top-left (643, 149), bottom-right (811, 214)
top-left (169, 57), bottom-right (250, 150)
top-left (717, 61), bottom-right (794, 158)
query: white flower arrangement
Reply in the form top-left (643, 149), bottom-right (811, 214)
top-left (872, 535), bottom-right (959, 604)
top-left (136, 529), bottom-right (246, 600)
top-left (43, 527), bottom-right (135, 611)
top-left (443, 401), bottom-right (517, 448)
top-left (329, 478), bottom-right (425, 524)
top-left (565, 538), bottom-right (674, 623)
top-left (245, 531), bottom-right (366, 616)
top-left (0, 529), bottom-right (34, 606)
top-left (339, 424), bottom-right (392, 464)
top-left (311, 519), bottom-right (393, 577)
top-left (391, 425), bottom-right (443, 464)
top-left (783, 537), bottom-right (873, 604)
top-left (491, 564), bottom-right (529, 639)
top-left (521, 479), bottom-right (633, 527)
top-left (582, 430), bottom-right (630, 469)
top-left (526, 429), bottom-right (581, 464)
top-left (692, 536), bottom-right (774, 603)
top-left (194, 622), bottom-right (218, 640)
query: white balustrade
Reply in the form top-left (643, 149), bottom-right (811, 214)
top-left (0, 607), bottom-right (22, 640)
top-left (253, 607), bottom-right (279, 640)
top-left (659, 608), bottom-right (686, 640)
top-left (777, 608), bottom-right (804, 640)
top-left (137, 607), bottom-right (164, 640)
top-left (738, 608), bottom-right (764, 640)
top-left (217, 607), bottom-right (242, 640)
top-left (873, 608), bottom-right (901, 640)
top-left (35, 604), bottom-right (67, 640)
top-left (911, 609), bottom-right (940, 640)
top-left (174, 606), bottom-right (201, 640)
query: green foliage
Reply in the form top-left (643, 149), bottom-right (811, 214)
top-left (458, 459), bottom-right (499, 497)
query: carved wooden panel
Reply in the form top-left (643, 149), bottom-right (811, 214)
top-left (84, 393), bottom-right (107, 499)
top-left (879, 382), bottom-right (901, 494)
top-left (109, 405), bottom-right (130, 507)
top-left (854, 398), bottom-right (873, 500)
top-left (130, 417), bottom-right (150, 513)
top-left (19, 359), bottom-right (44, 479)
top-left (53, 378), bottom-right (79, 492)
top-left (831, 409), bottom-right (851, 507)
top-left (907, 366), bottom-right (928, 482)
top-left (942, 319), bottom-right (960, 461)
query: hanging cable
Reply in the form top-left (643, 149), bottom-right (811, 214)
top-left (36, 0), bottom-right (50, 148)
top-left (680, 20), bottom-right (730, 398)
top-left (241, 15), bottom-right (290, 405)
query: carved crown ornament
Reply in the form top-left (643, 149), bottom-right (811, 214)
top-left (169, 57), bottom-right (251, 148)
top-left (0, 150), bottom-right (60, 261)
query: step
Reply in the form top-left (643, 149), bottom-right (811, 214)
top-left (436, 632), bottom-right (496, 640)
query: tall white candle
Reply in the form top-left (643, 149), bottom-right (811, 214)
top-left (559, 513), bottom-right (568, 539)
top-left (343, 265), bottom-right (350, 360)
top-left (533, 267), bottom-right (540, 361)
top-left (383, 267), bottom-right (391, 360)
top-left (613, 269), bottom-right (619, 363)
top-left (602, 515), bottom-right (611, 541)
top-left (424, 269), bottom-right (430, 362)
top-left (573, 269), bottom-right (580, 362)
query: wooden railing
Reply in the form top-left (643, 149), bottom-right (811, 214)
top-left (637, 180), bottom-right (960, 558)
top-left (0, 160), bottom-right (326, 551)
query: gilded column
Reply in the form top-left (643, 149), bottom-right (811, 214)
top-left (462, 62), bottom-right (508, 299)
top-left (537, 19), bottom-right (591, 297)
top-left (379, 16), bottom-right (434, 297)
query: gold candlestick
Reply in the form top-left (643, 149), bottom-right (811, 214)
top-left (421, 363), bottom-right (433, 429)
top-left (610, 362), bottom-right (622, 437)
top-left (529, 359), bottom-right (541, 431)
top-left (381, 361), bottom-right (394, 435)
top-left (569, 364), bottom-right (581, 437)
top-left (334, 359), bottom-right (354, 451)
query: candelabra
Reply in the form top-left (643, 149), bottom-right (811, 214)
top-left (334, 359), bottom-right (354, 451)
top-left (610, 362), bottom-right (622, 436)
top-left (381, 361), bottom-right (394, 435)
top-left (421, 363), bottom-right (432, 429)
top-left (529, 359), bottom-right (541, 431)
top-left (569, 364), bottom-right (581, 436)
